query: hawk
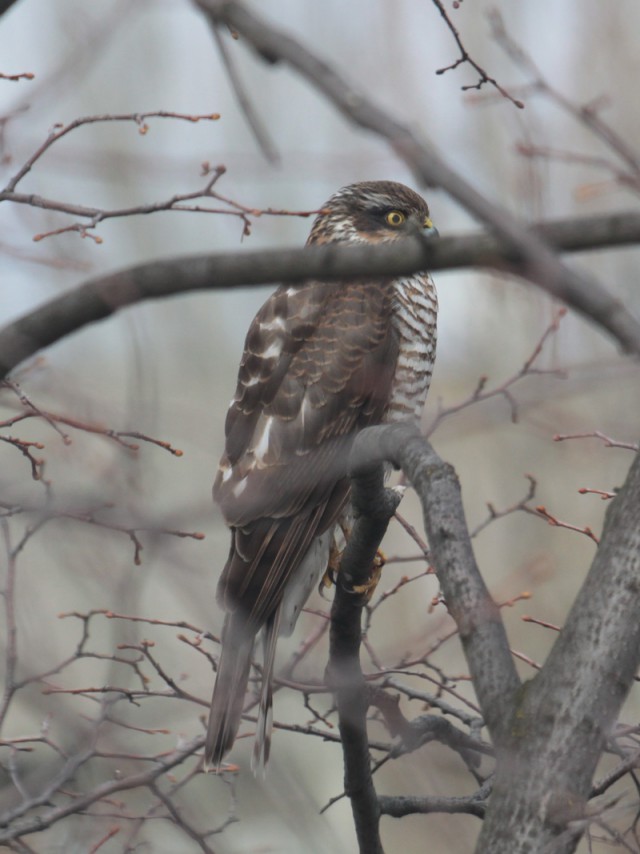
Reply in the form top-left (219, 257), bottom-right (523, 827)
top-left (205, 180), bottom-right (438, 771)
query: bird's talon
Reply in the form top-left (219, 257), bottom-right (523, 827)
top-left (352, 549), bottom-right (386, 600)
top-left (319, 565), bottom-right (338, 594)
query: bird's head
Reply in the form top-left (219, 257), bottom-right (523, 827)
top-left (307, 180), bottom-right (437, 245)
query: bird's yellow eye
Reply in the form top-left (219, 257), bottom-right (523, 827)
top-left (385, 210), bottom-right (406, 227)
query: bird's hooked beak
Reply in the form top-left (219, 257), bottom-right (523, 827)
top-left (423, 215), bottom-right (439, 238)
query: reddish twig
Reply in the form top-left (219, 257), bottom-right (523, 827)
top-left (488, 9), bottom-right (640, 187)
top-left (367, 567), bottom-right (433, 617)
top-left (1, 116), bottom-right (326, 241)
top-left (578, 487), bottom-right (616, 501)
top-left (554, 431), bottom-right (638, 452)
top-left (510, 649), bottom-right (542, 671)
top-left (1, 380), bottom-right (184, 455)
top-left (0, 435), bottom-right (45, 480)
top-left (0, 71), bottom-right (35, 82)
top-left (392, 508), bottom-right (431, 557)
top-left (101, 611), bottom-right (215, 639)
top-left (470, 475), bottom-right (539, 538)
top-left (522, 614), bottom-right (561, 632)
top-left (88, 826), bottom-right (120, 854)
top-left (534, 504), bottom-right (600, 544)
top-left (2, 112), bottom-right (220, 195)
top-left (426, 309), bottom-right (567, 436)
top-left (49, 511), bottom-right (205, 565)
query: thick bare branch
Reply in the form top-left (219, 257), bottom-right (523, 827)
top-left (0, 1), bottom-right (21, 18)
top-left (476, 443), bottom-right (640, 853)
top-left (2, 208), bottom-right (640, 380)
top-left (194, 0), bottom-right (640, 354)
top-left (379, 785), bottom-right (490, 819)
top-left (327, 465), bottom-right (401, 854)
top-left (349, 424), bottom-right (521, 744)
top-left (350, 422), bottom-right (640, 853)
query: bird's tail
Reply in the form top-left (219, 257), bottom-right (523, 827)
top-left (251, 607), bottom-right (282, 776)
top-left (205, 615), bottom-right (254, 771)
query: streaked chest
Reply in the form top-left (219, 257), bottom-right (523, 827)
top-left (386, 273), bottom-right (438, 422)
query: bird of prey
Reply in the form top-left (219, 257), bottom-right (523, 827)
top-left (205, 180), bottom-right (438, 771)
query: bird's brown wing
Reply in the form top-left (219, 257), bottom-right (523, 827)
top-left (214, 276), bottom-right (399, 631)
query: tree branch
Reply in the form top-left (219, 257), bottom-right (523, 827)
top-left (476, 441), bottom-right (640, 853)
top-left (0, 1), bottom-right (20, 18)
top-left (0, 735), bottom-right (204, 843)
top-left (379, 784), bottom-right (490, 819)
top-left (349, 424), bottom-right (520, 744)
top-left (208, 20), bottom-right (279, 163)
top-left (194, 0), bottom-right (640, 355)
top-left (2, 208), bottom-right (640, 380)
top-left (431, 0), bottom-right (524, 108)
top-left (350, 422), bottom-right (640, 853)
top-left (327, 465), bottom-right (402, 854)
top-left (488, 9), bottom-right (640, 180)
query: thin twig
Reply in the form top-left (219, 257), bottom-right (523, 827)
top-left (431, 0), bottom-right (523, 108)
top-left (209, 21), bottom-right (279, 162)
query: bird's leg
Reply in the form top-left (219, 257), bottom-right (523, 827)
top-left (331, 484), bottom-right (406, 598)
top-left (319, 519), bottom-right (351, 593)
top-left (351, 548), bottom-right (386, 600)
top-left (319, 518), bottom-right (388, 600)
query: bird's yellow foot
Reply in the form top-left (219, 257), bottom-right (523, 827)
top-left (319, 525), bottom-right (386, 599)
top-left (319, 520), bottom-right (353, 593)
top-left (352, 549), bottom-right (386, 600)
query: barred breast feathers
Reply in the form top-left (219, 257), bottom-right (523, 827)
top-left (386, 272), bottom-right (438, 422)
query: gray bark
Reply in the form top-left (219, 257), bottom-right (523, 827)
top-left (2, 209), bottom-right (640, 380)
top-left (350, 423), bottom-right (640, 853)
